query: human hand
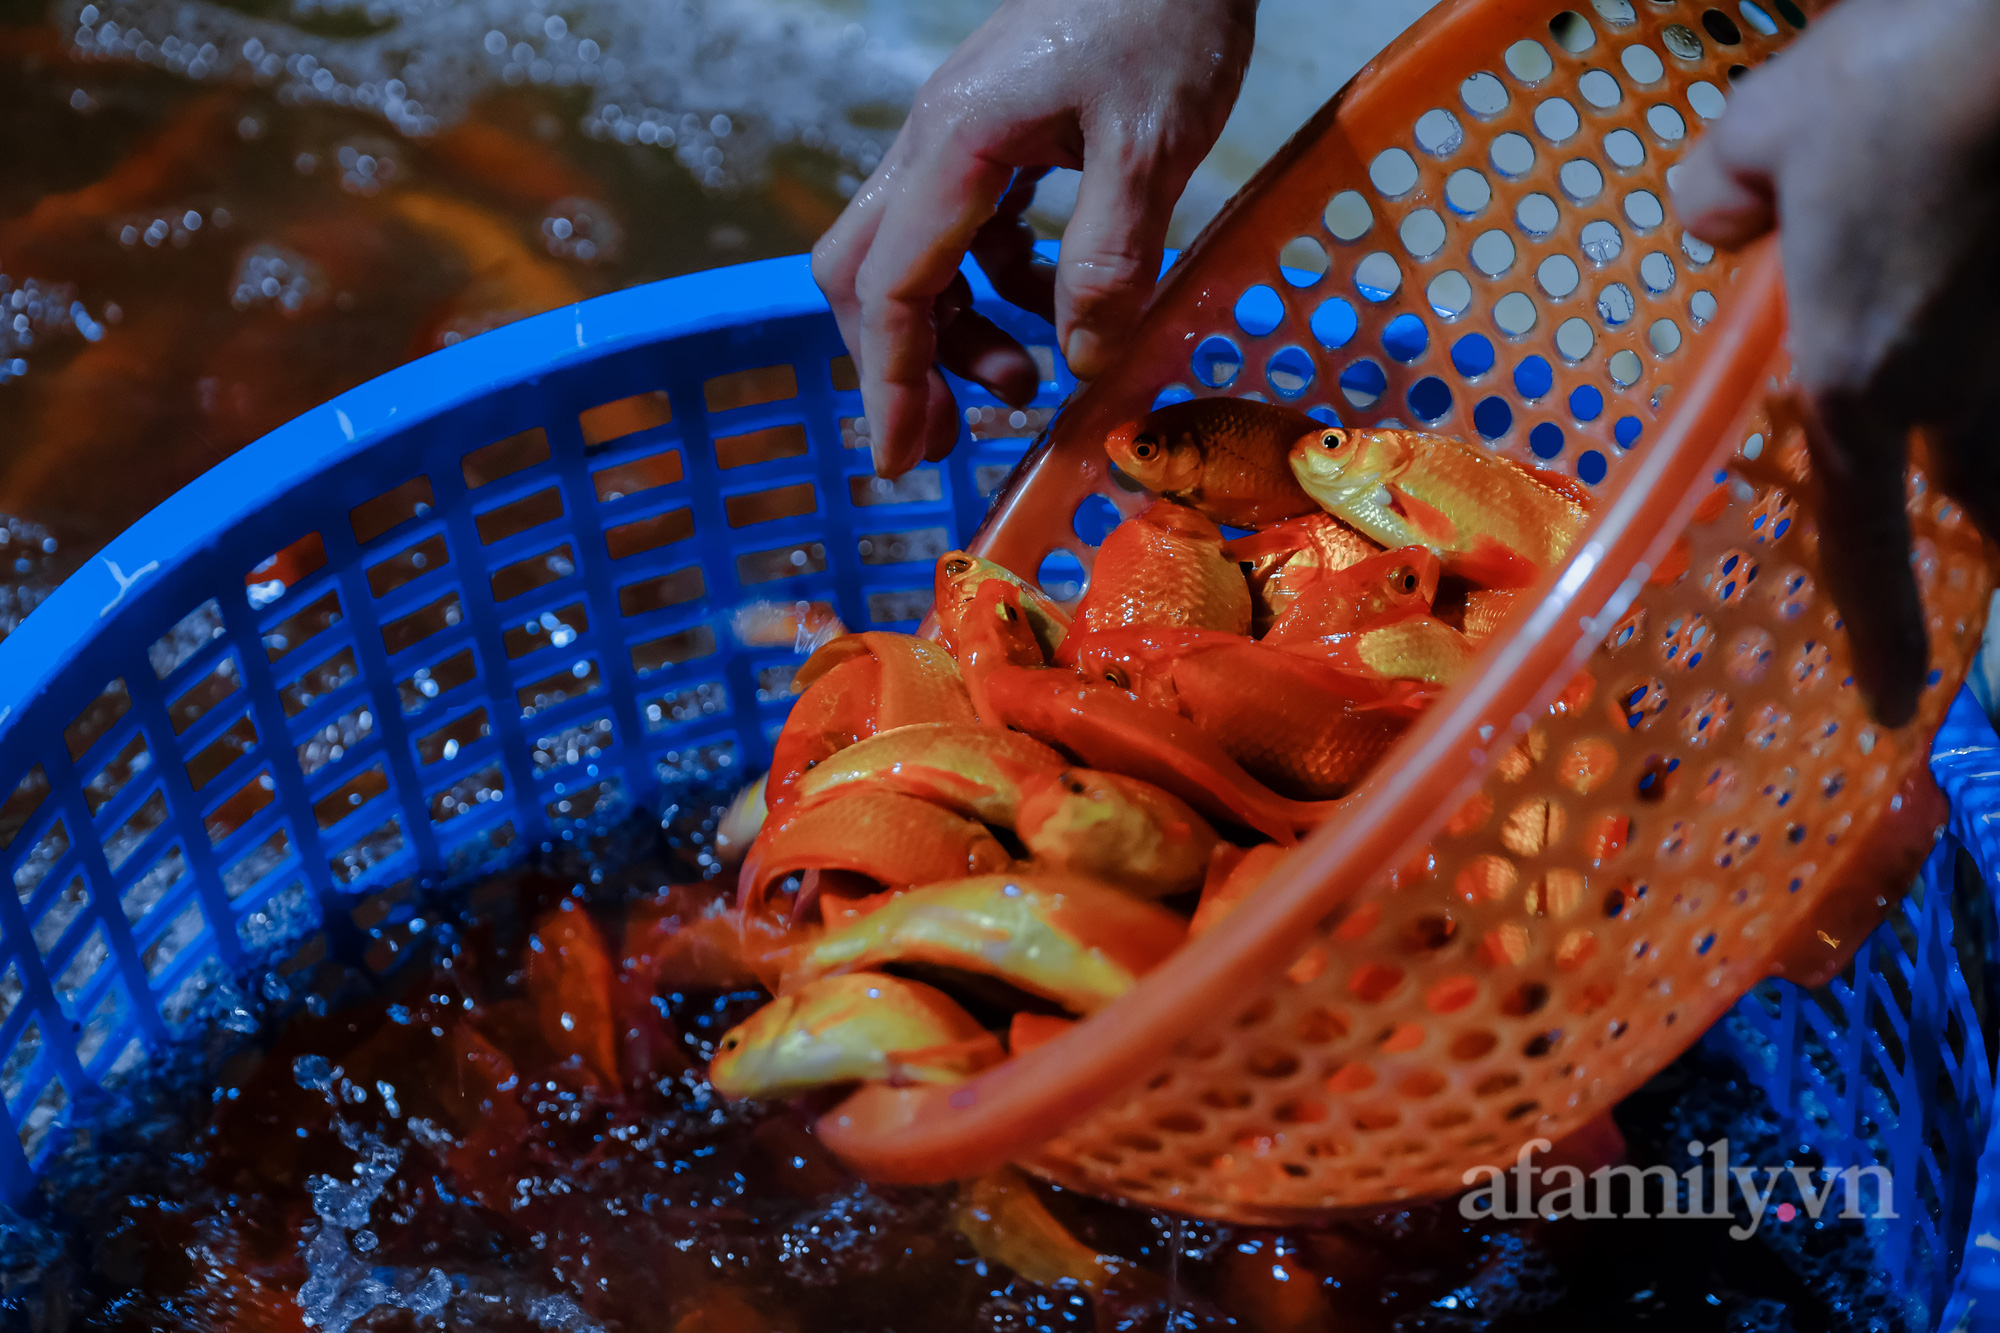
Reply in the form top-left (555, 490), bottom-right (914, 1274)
top-left (1672, 0), bottom-right (2000, 727)
top-left (811, 0), bottom-right (1257, 478)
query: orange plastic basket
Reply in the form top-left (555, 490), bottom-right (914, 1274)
top-left (814, 0), bottom-right (1996, 1222)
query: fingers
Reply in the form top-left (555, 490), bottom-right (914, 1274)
top-left (971, 166), bottom-right (1057, 323)
top-left (1669, 50), bottom-right (1802, 249)
top-left (1055, 131), bottom-right (1180, 380)
top-left (851, 144), bottom-right (1014, 477)
top-left (1672, 136), bottom-right (1777, 250)
top-left (1802, 392), bottom-right (1929, 727)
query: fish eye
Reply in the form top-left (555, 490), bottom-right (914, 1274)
top-left (720, 1033), bottom-right (740, 1050)
top-left (1321, 430), bottom-right (1346, 450)
top-left (944, 558), bottom-right (973, 577)
top-left (1399, 570), bottom-right (1418, 592)
top-left (1132, 435), bottom-right (1158, 460)
top-left (1102, 667), bottom-right (1129, 689)
top-left (997, 602), bottom-right (1018, 622)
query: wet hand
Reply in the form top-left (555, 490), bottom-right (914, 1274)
top-left (810, 0), bottom-right (1257, 478)
top-left (1672, 0), bottom-right (2000, 727)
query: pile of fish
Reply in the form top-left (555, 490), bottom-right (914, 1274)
top-left (708, 398), bottom-right (1590, 1103)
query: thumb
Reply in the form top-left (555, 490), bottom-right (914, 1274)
top-left (1055, 133), bottom-right (1182, 381)
top-left (1671, 61), bottom-right (1800, 250)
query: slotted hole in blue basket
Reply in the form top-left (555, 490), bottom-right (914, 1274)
top-left (1569, 384), bottom-right (1605, 422)
top-left (185, 717), bottom-right (257, 790)
top-left (247, 532), bottom-right (327, 609)
top-left (580, 389), bottom-right (673, 450)
top-left (595, 450), bottom-right (686, 501)
top-left (1616, 416), bottom-right (1644, 448)
top-left (1578, 449), bottom-right (1608, 484)
top-left (717, 424), bottom-right (808, 470)
top-left (397, 648), bottom-right (475, 716)
top-left (367, 535), bottom-right (449, 599)
top-left (1340, 359), bottom-right (1389, 408)
top-left (631, 625), bottom-right (717, 676)
top-left (63, 679), bottom-right (130, 764)
top-left (520, 660), bottom-right (605, 720)
top-left (1153, 384), bottom-right (1196, 409)
top-left (1192, 336), bottom-right (1243, 388)
top-left (352, 476), bottom-right (435, 547)
top-left (463, 427), bottom-right (550, 488)
top-left (492, 546), bottom-right (577, 601)
top-left (606, 508), bottom-right (697, 561)
top-left (537, 716), bottom-right (617, 773)
top-left (1530, 422), bottom-right (1566, 459)
top-left (1234, 285), bottom-right (1286, 337)
top-left (1382, 314), bottom-right (1430, 363)
top-left (1266, 346), bottom-right (1317, 398)
top-left (1038, 549), bottom-right (1087, 602)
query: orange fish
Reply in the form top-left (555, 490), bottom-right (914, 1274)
top-left (738, 787), bottom-right (1011, 923)
top-left (1068, 627), bottom-right (1427, 716)
top-left (1288, 426), bottom-right (1589, 588)
top-left (790, 722), bottom-right (1064, 825)
top-left (1102, 398), bottom-right (1322, 528)
top-left (766, 653), bottom-right (879, 810)
top-left (523, 900), bottom-right (620, 1088)
top-left (1263, 545), bottom-right (1440, 643)
top-left (1072, 502), bottom-right (1251, 637)
top-left (1462, 587), bottom-right (1527, 643)
top-left (1223, 512), bottom-right (1382, 633)
top-left (1165, 642), bottom-right (1408, 799)
top-left (1287, 615), bottom-right (1477, 686)
top-left (1014, 768), bottom-right (1221, 897)
top-left (784, 872), bottom-right (1187, 1014)
top-left (767, 633), bottom-right (978, 807)
top-left (952, 580), bottom-right (1054, 723)
top-left (933, 550), bottom-right (1071, 656)
top-left (1190, 844), bottom-right (1292, 937)
top-left (980, 666), bottom-right (1341, 843)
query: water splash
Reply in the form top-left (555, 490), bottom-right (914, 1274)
top-left (61, 0), bottom-right (942, 190)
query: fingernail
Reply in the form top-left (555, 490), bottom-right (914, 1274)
top-left (1065, 327), bottom-right (1104, 381)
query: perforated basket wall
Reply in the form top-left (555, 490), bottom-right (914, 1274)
top-left (806, 0), bottom-right (1999, 1232)
top-left (0, 257), bottom-right (1070, 1204)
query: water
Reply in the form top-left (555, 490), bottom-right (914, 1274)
top-left (0, 0), bottom-right (1440, 612)
top-left (0, 791), bottom-right (1917, 1332)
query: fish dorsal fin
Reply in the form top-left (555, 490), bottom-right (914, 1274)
top-left (1529, 468), bottom-right (1596, 510)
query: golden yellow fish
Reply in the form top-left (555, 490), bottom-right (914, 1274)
top-left (784, 873), bottom-right (1187, 1014)
top-left (933, 551), bottom-right (1071, 656)
top-left (953, 1167), bottom-right (1134, 1292)
top-left (790, 722), bottom-right (1064, 826)
top-left (1288, 426), bottom-right (1589, 588)
top-left (1014, 769), bottom-right (1220, 898)
top-left (707, 972), bottom-right (1003, 1099)
top-left (1103, 398), bottom-right (1322, 529)
top-left (1286, 615), bottom-right (1477, 686)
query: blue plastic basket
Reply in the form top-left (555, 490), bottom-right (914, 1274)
top-left (3, 251), bottom-right (2000, 1328)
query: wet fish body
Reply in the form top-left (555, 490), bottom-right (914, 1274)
top-left (1072, 502), bottom-right (1251, 637)
top-left (1288, 426), bottom-right (1588, 587)
top-left (708, 972), bottom-right (1003, 1099)
top-left (785, 871), bottom-right (1188, 1014)
top-left (1103, 398), bottom-right (1322, 528)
